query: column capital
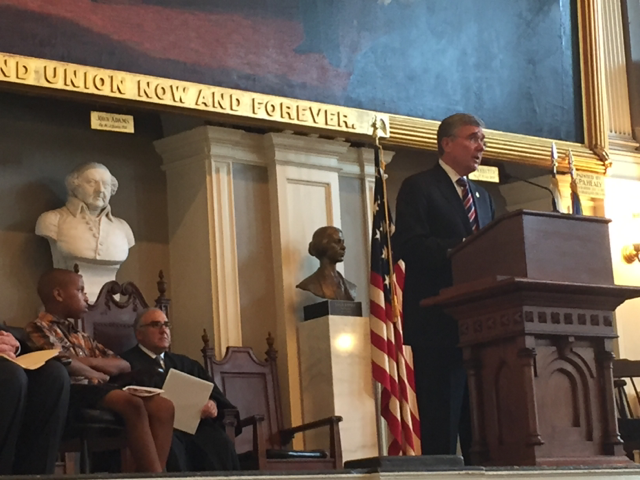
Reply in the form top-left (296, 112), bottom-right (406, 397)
top-left (264, 132), bottom-right (350, 171)
top-left (155, 125), bottom-right (264, 169)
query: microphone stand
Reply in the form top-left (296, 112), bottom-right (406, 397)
top-left (502, 173), bottom-right (560, 213)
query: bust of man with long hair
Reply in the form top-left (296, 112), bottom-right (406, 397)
top-left (35, 162), bottom-right (135, 301)
top-left (296, 226), bottom-right (357, 301)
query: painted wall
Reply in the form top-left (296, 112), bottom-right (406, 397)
top-left (0, 0), bottom-right (582, 142)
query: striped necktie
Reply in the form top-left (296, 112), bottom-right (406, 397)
top-left (456, 177), bottom-right (479, 232)
top-left (154, 355), bottom-right (165, 371)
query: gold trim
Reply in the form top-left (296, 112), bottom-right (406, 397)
top-left (0, 52), bottom-right (384, 139)
top-left (384, 115), bottom-right (606, 175)
top-left (578, 0), bottom-right (611, 170)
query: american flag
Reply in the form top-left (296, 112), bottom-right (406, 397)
top-left (369, 144), bottom-right (421, 456)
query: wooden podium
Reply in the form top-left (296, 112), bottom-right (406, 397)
top-left (421, 210), bottom-right (640, 466)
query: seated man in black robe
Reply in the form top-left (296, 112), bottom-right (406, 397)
top-left (0, 325), bottom-right (69, 475)
top-left (121, 308), bottom-right (239, 472)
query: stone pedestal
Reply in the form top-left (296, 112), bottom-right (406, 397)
top-left (298, 314), bottom-right (378, 462)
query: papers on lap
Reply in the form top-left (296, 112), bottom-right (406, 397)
top-left (123, 385), bottom-right (164, 397)
top-left (0, 349), bottom-right (59, 370)
top-left (161, 369), bottom-right (214, 434)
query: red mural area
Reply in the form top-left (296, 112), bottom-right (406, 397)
top-left (0, 0), bottom-right (351, 91)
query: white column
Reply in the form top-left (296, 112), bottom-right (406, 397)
top-left (154, 126), bottom-right (246, 360)
top-left (601, 0), bottom-right (637, 148)
top-left (264, 132), bottom-right (350, 438)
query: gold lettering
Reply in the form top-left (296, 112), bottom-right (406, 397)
top-left (170, 84), bottom-right (189, 103)
top-left (195, 89), bottom-right (211, 108)
top-left (325, 110), bottom-right (338, 127)
top-left (43, 65), bottom-right (60, 84)
top-left (112, 76), bottom-right (126, 95)
top-left (281, 102), bottom-right (295, 121)
top-left (0, 55), bottom-right (370, 135)
top-left (264, 101), bottom-right (277, 117)
top-left (309, 107), bottom-right (322, 124)
top-left (213, 91), bottom-right (230, 110)
top-left (138, 80), bottom-right (154, 99)
top-left (93, 73), bottom-right (107, 91)
top-left (252, 98), bottom-right (265, 114)
top-left (64, 69), bottom-right (82, 88)
top-left (155, 83), bottom-right (169, 100)
top-left (230, 94), bottom-right (241, 112)
top-left (16, 61), bottom-right (30, 80)
top-left (338, 111), bottom-right (355, 130)
top-left (297, 105), bottom-right (309, 123)
top-left (0, 58), bottom-right (10, 78)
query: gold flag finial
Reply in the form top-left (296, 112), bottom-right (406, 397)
top-left (568, 149), bottom-right (576, 179)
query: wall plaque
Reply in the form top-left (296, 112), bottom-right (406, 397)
top-left (90, 111), bottom-right (134, 133)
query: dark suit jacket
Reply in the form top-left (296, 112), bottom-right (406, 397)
top-left (121, 345), bottom-right (235, 420)
top-left (393, 163), bottom-right (495, 353)
top-left (0, 324), bottom-right (31, 355)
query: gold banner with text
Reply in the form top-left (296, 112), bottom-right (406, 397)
top-left (0, 53), bottom-right (384, 137)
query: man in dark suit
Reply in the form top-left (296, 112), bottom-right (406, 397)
top-left (0, 325), bottom-right (70, 475)
top-left (121, 308), bottom-right (239, 472)
top-left (393, 113), bottom-right (495, 462)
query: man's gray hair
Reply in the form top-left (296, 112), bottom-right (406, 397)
top-left (133, 307), bottom-right (164, 330)
top-left (437, 113), bottom-right (485, 156)
top-left (65, 162), bottom-right (119, 198)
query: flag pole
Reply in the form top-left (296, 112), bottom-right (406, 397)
top-left (568, 149), bottom-right (583, 215)
top-left (549, 142), bottom-right (563, 213)
top-left (372, 119), bottom-right (401, 324)
top-left (369, 116), bottom-right (420, 456)
top-left (371, 117), bottom-right (390, 457)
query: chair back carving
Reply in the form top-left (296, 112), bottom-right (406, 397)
top-left (204, 339), bottom-right (283, 454)
top-left (80, 271), bottom-right (170, 356)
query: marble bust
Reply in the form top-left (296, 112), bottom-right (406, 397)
top-left (35, 162), bottom-right (135, 301)
top-left (296, 226), bottom-right (357, 301)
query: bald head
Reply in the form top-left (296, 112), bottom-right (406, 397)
top-left (38, 269), bottom-right (88, 319)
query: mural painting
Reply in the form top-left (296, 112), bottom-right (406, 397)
top-left (0, 0), bottom-right (582, 142)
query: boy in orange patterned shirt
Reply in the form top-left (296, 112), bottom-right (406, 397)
top-left (27, 269), bottom-right (174, 473)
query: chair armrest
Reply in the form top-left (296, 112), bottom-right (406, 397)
top-left (279, 415), bottom-right (343, 445)
top-left (236, 414), bottom-right (268, 470)
top-left (238, 414), bottom-right (265, 430)
top-left (222, 408), bottom-right (240, 440)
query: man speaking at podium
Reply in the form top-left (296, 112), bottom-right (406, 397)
top-left (393, 113), bottom-right (495, 462)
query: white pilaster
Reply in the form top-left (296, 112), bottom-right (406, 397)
top-left (264, 132), bottom-right (350, 437)
top-left (154, 126), bottom-right (247, 360)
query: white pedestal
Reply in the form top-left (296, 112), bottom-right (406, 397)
top-left (298, 315), bottom-right (378, 462)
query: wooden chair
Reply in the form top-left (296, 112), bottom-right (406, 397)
top-left (59, 270), bottom-right (171, 473)
top-left (81, 270), bottom-right (170, 355)
top-left (613, 359), bottom-right (640, 461)
top-left (202, 332), bottom-right (343, 471)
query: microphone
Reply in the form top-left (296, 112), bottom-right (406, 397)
top-left (501, 171), bottom-right (560, 213)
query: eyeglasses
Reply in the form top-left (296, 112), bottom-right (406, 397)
top-left (139, 321), bottom-right (172, 330)
top-left (454, 133), bottom-right (487, 148)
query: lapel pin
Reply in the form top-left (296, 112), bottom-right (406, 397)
top-left (475, 192), bottom-right (480, 198)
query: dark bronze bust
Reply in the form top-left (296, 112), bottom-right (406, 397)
top-left (296, 226), bottom-right (357, 301)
